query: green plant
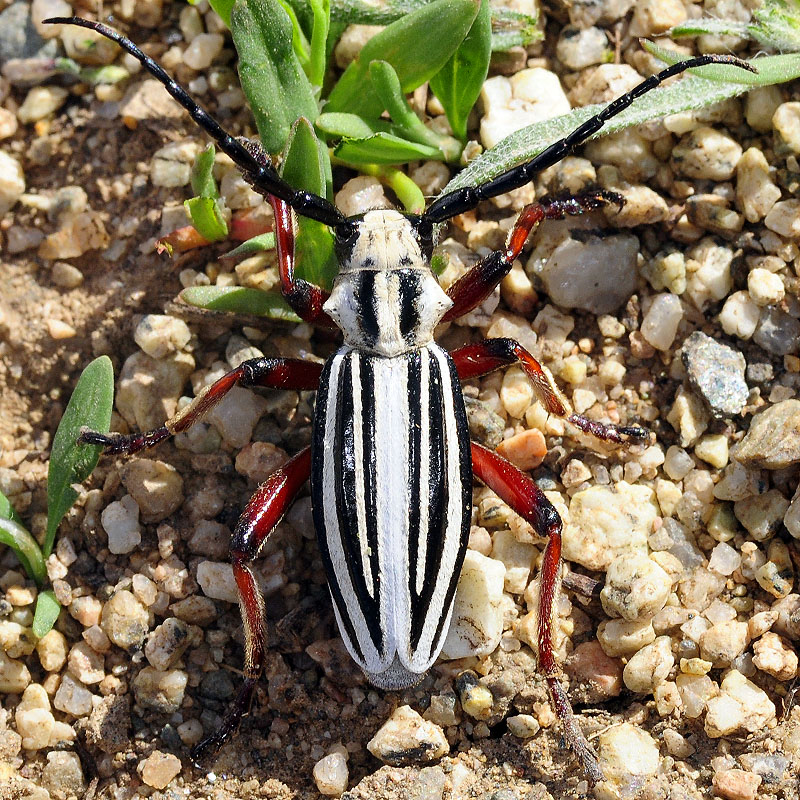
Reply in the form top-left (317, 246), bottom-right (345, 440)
top-left (0, 356), bottom-right (114, 637)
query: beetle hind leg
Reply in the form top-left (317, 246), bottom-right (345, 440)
top-left (191, 447), bottom-right (312, 763)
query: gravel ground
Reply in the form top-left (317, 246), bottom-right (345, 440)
top-left (2, 1), bottom-right (800, 799)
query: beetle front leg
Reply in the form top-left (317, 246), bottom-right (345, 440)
top-left (470, 442), bottom-right (604, 785)
top-left (452, 338), bottom-right (647, 444)
top-left (191, 446), bottom-right (312, 763)
top-left (79, 357), bottom-right (322, 454)
top-left (442, 191), bottom-right (623, 322)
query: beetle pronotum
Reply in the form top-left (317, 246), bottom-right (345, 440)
top-left (47, 15), bottom-right (753, 784)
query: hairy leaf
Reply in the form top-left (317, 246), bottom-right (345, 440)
top-left (46, 356), bottom-right (114, 558)
top-left (181, 286), bottom-right (301, 321)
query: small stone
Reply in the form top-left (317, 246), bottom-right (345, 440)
top-left (67, 641), bottom-right (104, 684)
top-left (663, 728), bottom-right (694, 758)
top-left (555, 26), bottom-right (609, 70)
top-left (597, 618), bottom-right (656, 658)
top-left (140, 750), bottom-right (182, 790)
top-left (773, 101), bottom-right (800, 154)
top-left (601, 554), bottom-right (671, 620)
top-left (699, 621), bottom-right (749, 668)
top-left (441, 550), bottom-right (505, 659)
top-left (704, 669), bottom-right (776, 737)
top-left (712, 769), bottom-right (762, 800)
top-left (132, 667), bottom-right (188, 713)
top-left (495, 428), bottom-right (547, 471)
top-left (565, 640), bottom-right (623, 702)
top-left (101, 495), bottom-right (142, 555)
top-left (734, 490), bottom-right (789, 541)
top-left (36, 628), bottom-right (68, 672)
top-left (182, 33), bottom-right (224, 70)
top-left (708, 542), bottom-right (741, 576)
top-left (83, 695), bottom-right (131, 754)
top-left (734, 400), bottom-right (800, 469)
top-left (752, 632), bottom-right (798, 680)
top-left (623, 635), bottom-right (674, 694)
top-left (132, 574), bottom-right (159, 607)
top-left (53, 674), bottom-right (94, 717)
top-left (672, 126), bottom-right (742, 180)
top-left (41, 751), bottom-right (86, 798)
top-left (563, 482), bottom-right (657, 570)
top-left (667, 386), bottom-right (710, 447)
top-left (719, 291), bottom-right (760, 341)
top-left (0, 649), bottom-right (30, 693)
top-left (313, 751), bottom-right (349, 796)
top-left (641, 293), bottom-right (682, 351)
top-left (423, 692), bottom-right (461, 727)
top-left (455, 672), bottom-right (494, 720)
top-left (507, 714), bottom-right (541, 739)
top-left (681, 332), bottom-right (748, 419)
top-left (0, 150), bottom-right (25, 216)
top-left (15, 684), bottom-right (54, 751)
top-left (748, 268), bottom-right (785, 307)
top-left (51, 261), bottom-right (84, 288)
top-left (101, 590), bottom-right (151, 650)
top-left (764, 199), bottom-right (800, 238)
top-left (120, 78), bottom-right (184, 124)
top-left (235, 441), bottom-right (289, 482)
top-left (532, 231), bottom-right (639, 314)
top-left (334, 176), bottom-right (390, 217)
top-left (196, 560), bottom-right (238, 604)
top-left (119, 459), bottom-right (184, 522)
top-left (628, 0), bottom-right (686, 36)
top-left (755, 540), bottom-right (794, 599)
top-left (150, 140), bottom-right (201, 187)
top-left (597, 722), bottom-right (660, 782)
top-left (366, 705), bottom-right (449, 765)
top-left (38, 210), bottom-right (110, 260)
top-left (490, 529), bottom-right (536, 594)
top-left (676, 672), bottom-right (717, 718)
top-left (694, 434), bottom-right (729, 470)
top-left (753, 307), bottom-right (800, 356)
top-left (145, 617), bottom-right (191, 670)
top-left (208, 385), bottom-right (270, 448)
top-left (736, 148), bottom-right (781, 222)
top-left (134, 315), bottom-right (191, 358)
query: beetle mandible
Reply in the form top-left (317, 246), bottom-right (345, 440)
top-left (47, 14), bottom-right (754, 785)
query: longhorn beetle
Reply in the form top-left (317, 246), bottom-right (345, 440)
top-left (47, 15), bottom-right (754, 785)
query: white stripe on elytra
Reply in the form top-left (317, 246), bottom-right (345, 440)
top-left (416, 348), bottom-right (430, 596)
top-left (349, 353), bottom-right (373, 595)
top-left (321, 348), bottom-right (382, 669)
top-left (372, 356), bottom-right (411, 664)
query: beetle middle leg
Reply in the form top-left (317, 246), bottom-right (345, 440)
top-left (451, 338), bottom-right (647, 444)
top-left (471, 442), bottom-right (604, 784)
top-left (191, 446), bottom-right (312, 763)
top-left (79, 357), bottom-right (322, 454)
top-left (441, 190), bottom-right (624, 323)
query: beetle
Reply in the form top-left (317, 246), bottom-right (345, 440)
top-left (47, 14), bottom-right (753, 785)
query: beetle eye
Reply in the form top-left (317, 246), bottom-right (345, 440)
top-left (335, 220), bottom-right (358, 243)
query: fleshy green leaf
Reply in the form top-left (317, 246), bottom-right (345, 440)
top-left (202, 0), bottom-right (236, 27)
top-left (307, 0), bottom-right (330, 87)
top-left (181, 286), bottom-right (301, 321)
top-left (441, 53), bottom-right (800, 199)
top-left (185, 197), bottom-right (229, 242)
top-left (32, 590), bottom-right (61, 639)
top-left (317, 112), bottom-right (389, 139)
top-left (0, 490), bottom-right (24, 527)
top-left (430, 0), bottom-right (491, 141)
top-left (231, 0), bottom-right (319, 153)
top-left (191, 144), bottom-right (219, 199)
top-left (0, 516), bottom-right (45, 586)
top-left (334, 132), bottom-right (443, 164)
top-left (46, 356), bottom-right (114, 559)
top-left (325, 0), bottom-right (480, 119)
top-left (669, 19), bottom-right (751, 39)
top-left (223, 232), bottom-right (277, 259)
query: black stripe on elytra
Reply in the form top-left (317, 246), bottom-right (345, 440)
top-left (406, 350), bottom-right (422, 614)
top-left (399, 271), bottom-right (422, 345)
top-left (311, 354), bottom-right (365, 663)
top-left (410, 352), bottom-right (447, 651)
top-left (335, 354), bottom-right (383, 655)
top-left (356, 271), bottom-right (379, 346)
top-left (360, 355), bottom-right (382, 642)
top-left (431, 353), bottom-right (473, 651)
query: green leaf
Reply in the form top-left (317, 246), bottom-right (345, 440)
top-left (0, 490), bottom-right (24, 527)
top-left (223, 232), bottom-right (277, 259)
top-left (277, 0), bottom-right (312, 68)
top-left (46, 356), bottom-right (114, 559)
top-left (430, 0), bottom-right (491, 141)
top-left (191, 144), bottom-right (219, 199)
top-left (750, 0), bottom-right (800, 51)
top-left (32, 590), bottom-right (61, 639)
top-left (184, 197), bottom-right (229, 242)
top-left (281, 117), bottom-right (330, 199)
top-left (325, 0), bottom-right (480, 119)
top-left (231, 0), bottom-right (319, 153)
top-left (441, 53), bottom-right (800, 199)
top-left (317, 112), bottom-right (389, 139)
top-left (181, 286), bottom-right (301, 321)
top-left (334, 132), bottom-right (443, 164)
top-left (0, 516), bottom-right (46, 586)
top-left (308, 0), bottom-right (331, 87)
top-left (669, 19), bottom-right (751, 39)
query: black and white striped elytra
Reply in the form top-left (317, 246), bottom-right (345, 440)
top-left (311, 209), bottom-right (472, 688)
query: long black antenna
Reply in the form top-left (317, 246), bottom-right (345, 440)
top-left (424, 54), bottom-right (756, 224)
top-left (44, 17), bottom-right (349, 230)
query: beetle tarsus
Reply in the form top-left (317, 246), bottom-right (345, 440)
top-left (568, 413), bottom-right (649, 445)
